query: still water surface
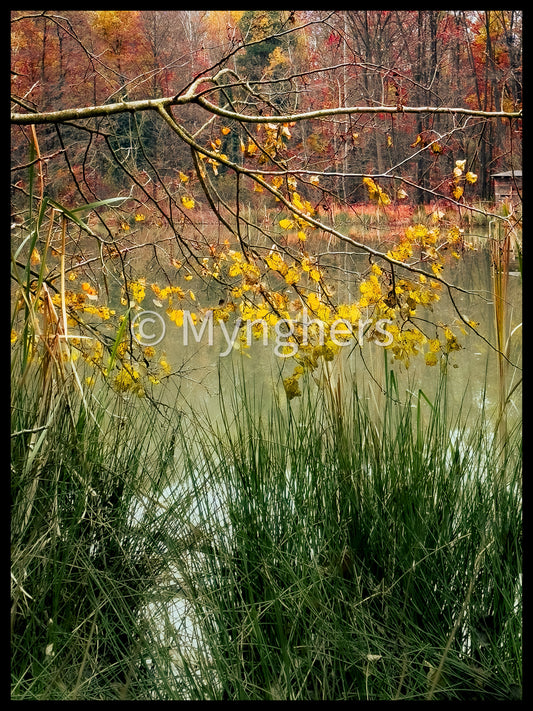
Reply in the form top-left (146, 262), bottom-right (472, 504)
top-left (127, 231), bottom-right (522, 427)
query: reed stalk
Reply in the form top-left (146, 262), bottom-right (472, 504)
top-left (489, 217), bottom-right (521, 473)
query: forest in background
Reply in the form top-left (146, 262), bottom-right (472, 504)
top-left (11, 10), bottom-right (522, 211)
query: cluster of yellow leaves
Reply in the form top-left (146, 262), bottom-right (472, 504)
top-left (383, 324), bottom-right (427, 368)
top-left (227, 251), bottom-right (262, 290)
top-left (301, 255), bottom-right (322, 283)
top-left (451, 159), bottom-right (477, 200)
top-left (83, 305), bottom-right (115, 320)
top-left (151, 284), bottom-right (186, 301)
top-left (103, 331), bottom-right (173, 394)
top-left (385, 221), bottom-right (468, 278)
top-left (363, 177), bottom-right (391, 205)
top-left (50, 286), bottom-right (118, 330)
top-left (215, 205), bottom-right (470, 384)
top-left (386, 236), bottom-right (413, 263)
top-left (113, 364), bottom-right (144, 396)
top-left (258, 122), bottom-right (294, 162)
top-left (283, 369), bottom-right (303, 400)
top-left (359, 273), bottom-right (383, 307)
top-left (21, 157), bottom-right (475, 405)
top-left (277, 190), bottom-right (317, 240)
top-left (128, 279), bottom-right (146, 304)
top-left (267, 46), bottom-right (290, 74)
top-left (52, 290), bottom-right (86, 311)
top-left (150, 279), bottom-right (200, 328)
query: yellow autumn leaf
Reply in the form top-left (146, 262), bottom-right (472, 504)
top-left (246, 140), bottom-right (258, 156)
top-left (221, 126), bottom-right (231, 135)
top-left (166, 308), bottom-right (184, 327)
top-left (181, 196), bottom-right (195, 209)
top-left (297, 230), bottom-right (307, 241)
top-left (135, 213), bottom-right (145, 222)
top-left (465, 171), bottom-right (477, 184)
top-left (292, 192), bottom-right (304, 210)
top-left (452, 185), bottom-right (464, 200)
top-left (279, 218), bottom-right (294, 230)
top-left (179, 171), bottom-right (189, 183)
top-left (425, 351), bottom-right (438, 366)
top-left (285, 267), bottom-right (300, 285)
top-left (307, 292), bottom-right (320, 311)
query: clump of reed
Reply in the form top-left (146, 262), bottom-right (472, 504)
top-left (162, 366), bottom-right (521, 700)
top-left (11, 337), bottom-right (522, 701)
top-left (488, 215), bottom-right (522, 465)
top-left (10, 337), bottom-right (190, 699)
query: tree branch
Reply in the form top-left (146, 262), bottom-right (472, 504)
top-left (11, 91), bottom-right (522, 126)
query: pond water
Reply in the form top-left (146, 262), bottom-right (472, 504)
top-left (120, 226), bottom-right (522, 429)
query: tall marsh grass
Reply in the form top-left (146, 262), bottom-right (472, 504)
top-left (10, 360), bottom-right (185, 699)
top-left (12, 349), bottom-right (521, 699)
top-left (167, 369), bottom-right (521, 700)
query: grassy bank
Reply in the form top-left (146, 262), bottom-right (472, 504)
top-left (11, 354), bottom-right (521, 700)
